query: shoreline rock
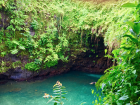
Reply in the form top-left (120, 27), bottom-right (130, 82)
top-left (0, 50), bottom-right (113, 82)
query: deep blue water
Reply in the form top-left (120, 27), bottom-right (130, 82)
top-left (0, 71), bottom-right (102, 105)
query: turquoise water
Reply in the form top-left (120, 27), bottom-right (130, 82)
top-left (0, 71), bottom-right (102, 105)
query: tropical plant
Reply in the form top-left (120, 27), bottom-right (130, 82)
top-left (0, 0), bottom-right (136, 71)
top-left (31, 19), bottom-right (39, 31)
top-left (24, 61), bottom-right (41, 71)
top-left (43, 81), bottom-right (67, 105)
top-left (93, 1), bottom-right (140, 105)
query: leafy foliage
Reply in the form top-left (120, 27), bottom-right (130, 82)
top-left (31, 19), bottom-right (39, 31)
top-left (94, 1), bottom-right (140, 105)
top-left (25, 61), bottom-right (41, 71)
top-left (43, 81), bottom-right (68, 105)
top-left (0, 0), bottom-right (136, 70)
top-left (0, 0), bottom-right (139, 104)
top-left (0, 60), bottom-right (22, 73)
top-left (0, 61), bottom-right (9, 73)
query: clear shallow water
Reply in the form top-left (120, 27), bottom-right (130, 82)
top-left (0, 71), bottom-right (102, 105)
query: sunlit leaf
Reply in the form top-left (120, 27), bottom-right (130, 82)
top-left (19, 45), bottom-right (25, 50)
top-left (101, 83), bottom-right (106, 90)
top-left (11, 49), bottom-right (18, 54)
top-left (132, 70), bottom-right (136, 74)
top-left (122, 3), bottom-right (136, 7)
top-left (53, 90), bottom-right (61, 92)
top-left (129, 29), bottom-right (136, 36)
top-left (91, 89), bottom-right (94, 94)
top-left (61, 96), bottom-right (66, 99)
top-left (126, 21), bottom-right (134, 29)
top-left (119, 95), bottom-right (129, 100)
top-left (105, 49), bottom-right (107, 55)
top-left (12, 40), bottom-right (19, 45)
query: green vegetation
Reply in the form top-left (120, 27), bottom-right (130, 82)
top-left (0, 0), bottom-right (136, 72)
top-left (0, 60), bottom-right (22, 73)
top-left (0, 0), bottom-right (140, 104)
top-left (43, 81), bottom-right (67, 105)
top-left (94, 2), bottom-right (140, 105)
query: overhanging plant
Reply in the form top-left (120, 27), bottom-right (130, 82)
top-left (93, 1), bottom-right (140, 105)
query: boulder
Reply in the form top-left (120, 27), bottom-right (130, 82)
top-left (9, 67), bottom-right (33, 81)
top-left (2, 67), bottom-right (32, 81)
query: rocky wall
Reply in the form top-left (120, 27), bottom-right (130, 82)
top-left (0, 35), bottom-right (113, 84)
top-left (0, 11), bottom-right (113, 84)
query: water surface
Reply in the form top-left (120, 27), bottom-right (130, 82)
top-left (0, 71), bottom-right (102, 105)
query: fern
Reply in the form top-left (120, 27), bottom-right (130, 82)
top-left (43, 81), bottom-right (68, 105)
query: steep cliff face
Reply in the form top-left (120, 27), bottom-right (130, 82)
top-left (0, 3), bottom-right (113, 83)
top-left (0, 34), bottom-right (113, 83)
